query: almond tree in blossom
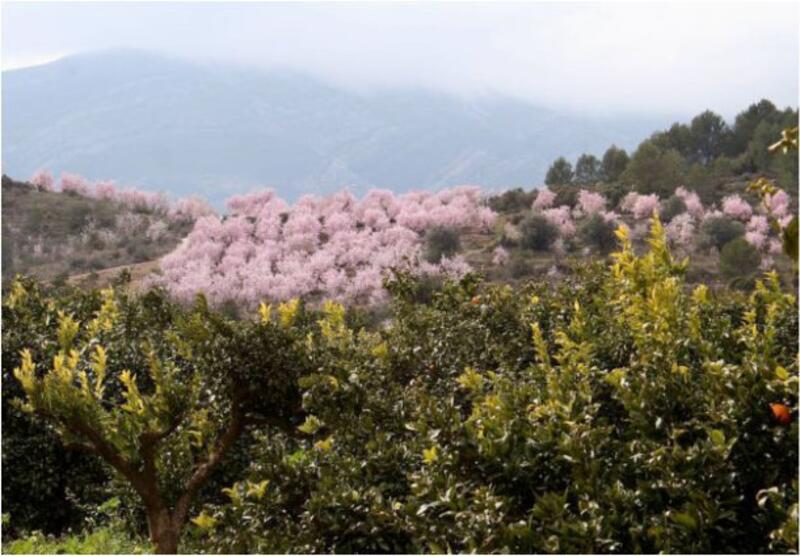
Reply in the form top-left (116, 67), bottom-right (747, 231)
top-left (29, 170), bottom-right (55, 191)
top-left (621, 192), bottom-right (662, 220)
top-left (721, 194), bottom-right (753, 221)
top-left (60, 172), bottom-right (91, 196)
top-left (158, 187), bottom-right (496, 308)
top-left (532, 187), bottom-right (556, 210)
top-left (575, 189), bottom-right (607, 216)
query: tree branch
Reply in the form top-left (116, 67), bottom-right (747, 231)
top-left (65, 417), bottom-right (159, 508)
top-left (63, 441), bottom-right (97, 455)
top-left (243, 413), bottom-right (299, 436)
top-left (172, 389), bottom-right (247, 527)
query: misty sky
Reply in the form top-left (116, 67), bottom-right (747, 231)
top-left (2, 1), bottom-right (798, 118)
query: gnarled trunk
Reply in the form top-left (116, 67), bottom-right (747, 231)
top-left (148, 507), bottom-right (181, 554)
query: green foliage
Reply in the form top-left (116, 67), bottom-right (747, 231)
top-left (191, 217), bottom-right (796, 554)
top-left (509, 255), bottom-right (535, 279)
top-left (424, 227), bottom-right (461, 263)
top-left (689, 110), bottom-right (730, 164)
top-left (577, 213), bottom-right (617, 253)
top-left (622, 141), bottom-right (686, 197)
top-left (3, 522), bottom-right (147, 554)
top-left (3, 280), bottom-right (315, 551)
top-left (2, 279), bottom-right (110, 536)
top-left (782, 217), bottom-right (798, 267)
top-left (544, 101), bottom-right (798, 200)
top-left (4, 217), bottom-right (798, 554)
top-left (545, 157), bottom-right (574, 186)
top-left (729, 100), bottom-right (779, 155)
top-left (519, 214), bottom-right (559, 251)
top-left (601, 145), bottom-right (629, 183)
top-left (701, 216), bottom-right (745, 251)
top-left (720, 238), bottom-right (761, 281)
top-left (488, 188), bottom-right (535, 213)
top-left (574, 154), bottom-right (602, 185)
top-left (660, 194), bottom-right (687, 223)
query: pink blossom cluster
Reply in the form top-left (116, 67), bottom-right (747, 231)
top-left (762, 190), bottom-right (790, 219)
top-left (157, 187), bottom-right (495, 307)
top-left (170, 196), bottom-right (217, 221)
top-left (675, 186), bottom-right (705, 219)
top-left (721, 194), bottom-right (753, 221)
top-left (529, 191), bottom-right (617, 244)
top-left (744, 215), bottom-right (769, 250)
top-left (541, 205), bottom-right (576, 237)
top-left (665, 213), bottom-right (695, 248)
top-left (759, 190), bottom-right (794, 230)
top-left (532, 187), bottom-right (556, 210)
top-left (744, 213), bottom-right (785, 268)
top-left (118, 188), bottom-right (170, 213)
top-left (29, 170), bottom-right (55, 191)
top-left (60, 172), bottom-right (91, 196)
top-left (26, 169), bottom-right (217, 221)
top-left (492, 246), bottom-right (510, 266)
top-left (575, 189), bottom-right (607, 216)
top-left (621, 192), bottom-right (661, 220)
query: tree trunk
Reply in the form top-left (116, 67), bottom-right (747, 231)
top-left (148, 507), bottom-right (181, 554)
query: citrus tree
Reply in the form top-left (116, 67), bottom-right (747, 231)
top-left (197, 217), bottom-right (798, 554)
top-left (8, 283), bottom-right (310, 553)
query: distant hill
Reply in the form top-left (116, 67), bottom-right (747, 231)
top-left (2, 49), bottom-right (667, 205)
top-left (1, 176), bottom-right (194, 282)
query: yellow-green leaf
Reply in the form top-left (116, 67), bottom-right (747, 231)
top-left (191, 511), bottom-right (217, 530)
top-left (423, 445), bottom-right (438, 465)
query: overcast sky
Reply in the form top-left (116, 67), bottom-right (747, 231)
top-left (2, 1), bottom-right (798, 118)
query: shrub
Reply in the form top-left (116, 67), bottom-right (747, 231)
top-left (660, 194), bottom-right (687, 223)
top-left (3, 524), bottom-right (147, 555)
top-left (720, 237), bottom-right (762, 281)
top-left (488, 188), bottom-right (535, 213)
top-left (519, 214), bottom-right (559, 251)
top-left (424, 227), bottom-right (461, 263)
top-left (577, 213), bottom-right (617, 253)
top-left (531, 187), bottom-right (557, 211)
top-left (547, 183), bottom-right (579, 208)
top-left (596, 181), bottom-right (630, 208)
top-left (197, 217), bottom-right (798, 555)
top-left (509, 255), bottom-right (534, 278)
top-left (702, 216), bottom-right (745, 251)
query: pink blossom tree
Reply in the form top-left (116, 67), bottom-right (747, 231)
top-left (665, 213), bottom-right (695, 248)
top-left (492, 246), bottom-right (510, 266)
top-left (29, 170), bottom-right (54, 191)
top-left (721, 194), bottom-right (753, 221)
top-left (93, 180), bottom-right (118, 201)
top-left (542, 206), bottom-right (576, 237)
top-left (675, 186), bottom-right (705, 219)
top-left (532, 187), bottom-right (556, 210)
top-left (575, 189), bottom-right (607, 216)
top-left (157, 187), bottom-right (496, 308)
top-left (60, 172), bottom-right (91, 196)
top-left (621, 192), bottom-right (661, 220)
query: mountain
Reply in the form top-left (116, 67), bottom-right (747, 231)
top-left (2, 49), bottom-right (667, 205)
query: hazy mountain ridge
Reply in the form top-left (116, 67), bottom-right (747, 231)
top-left (3, 50), bottom-right (666, 204)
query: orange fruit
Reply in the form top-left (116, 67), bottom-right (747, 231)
top-left (470, 296), bottom-right (480, 305)
top-left (770, 403), bottom-right (791, 425)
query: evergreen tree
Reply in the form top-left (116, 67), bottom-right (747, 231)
top-left (545, 157), bottom-right (574, 186)
top-left (601, 145), bottom-right (630, 182)
top-left (574, 154), bottom-right (602, 184)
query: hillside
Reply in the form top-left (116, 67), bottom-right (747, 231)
top-left (1, 176), bottom-right (194, 282)
top-left (1, 49), bottom-right (666, 205)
